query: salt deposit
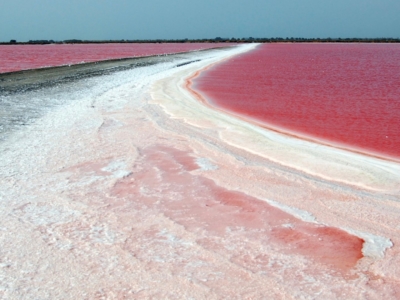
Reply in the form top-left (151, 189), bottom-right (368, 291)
top-left (0, 44), bottom-right (399, 299)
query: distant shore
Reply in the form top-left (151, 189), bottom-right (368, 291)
top-left (1, 37), bottom-right (400, 45)
top-left (0, 47), bottom-right (229, 94)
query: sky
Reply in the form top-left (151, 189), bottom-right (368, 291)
top-left (0, 0), bottom-right (399, 42)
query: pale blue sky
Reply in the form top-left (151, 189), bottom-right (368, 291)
top-left (1, 0), bottom-right (399, 42)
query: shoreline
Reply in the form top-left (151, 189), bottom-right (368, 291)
top-left (150, 42), bottom-right (398, 244)
top-left (1, 45), bottom-right (399, 298)
top-left (0, 44), bottom-right (236, 74)
top-left (149, 46), bottom-right (400, 293)
top-left (188, 72), bottom-right (400, 163)
top-left (0, 48), bottom-right (230, 142)
top-left (151, 45), bottom-right (400, 193)
top-left (187, 45), bottom-right (400, 164)
top-left (0, 47), bottom-right (233, 94)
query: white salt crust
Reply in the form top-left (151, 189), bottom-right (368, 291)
top-left (266, 198), bottom-right (393, 259)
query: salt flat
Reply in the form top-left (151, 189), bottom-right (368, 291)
top-left (0, 45), bottom-right (399, 299)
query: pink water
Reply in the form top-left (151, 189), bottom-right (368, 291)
top-left (113, 145), bottom-right (364, 273)
top-left (0, 43), bottom-right (232, 73)
top-left (194, 43), bottom-right (400, 160)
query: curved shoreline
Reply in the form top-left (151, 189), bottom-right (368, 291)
top-left (152, 45), bottom-right (400, 193)
top-left (149, 43), bottom-right (398, 249)
top-left (189, 72), bottom-right (400, 164)
top-left (188, 45), bottom-right (400, 164)
top-left (1, 45), bottom-right (399, 298)
top-left (147, 45), bottom-right (400, 292)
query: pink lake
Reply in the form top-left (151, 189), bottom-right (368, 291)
top-left (193, 43), bottom-right (400, 160)
top-left (0, 43), bottom-right (233, 73)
